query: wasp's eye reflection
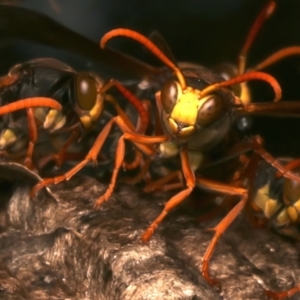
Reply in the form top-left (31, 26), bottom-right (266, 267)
top-left (76, 72), bottom-right (97, 111)
top-left (161, 80), bottom-right (181, 113)
top-left (197, 95), bottom-right (224, 126)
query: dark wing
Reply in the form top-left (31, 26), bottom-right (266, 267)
top-left (0, 5), bottom-right (160, 78)
top-left (148, 31), bottom-right (178, 67)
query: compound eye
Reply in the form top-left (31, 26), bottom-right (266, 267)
top-left (76, 72), bottom-right (98, 111)
top-left (197, 95), bottom-right (224, 126)
top-left (160, 80), bottom-right (182, 113)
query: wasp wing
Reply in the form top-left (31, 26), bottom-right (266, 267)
top-left (0, 5), bottom-right (160, 78)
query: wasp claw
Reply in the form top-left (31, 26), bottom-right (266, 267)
top-left (141, 227), bottom-right (155, 242)
top-left (30, 182), bottom-right (45, 198)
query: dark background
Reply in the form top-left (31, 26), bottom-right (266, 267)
top-left (1, 0), bottom-right (300, 156)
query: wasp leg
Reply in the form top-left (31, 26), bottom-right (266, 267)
top-left (197, 195), bottom-right (238, 223)
top-left (53, 127), bottom-right (80, 167)
top-left (93, 122), bottom-right (168, 207)
top-left (275, 157), bottom-right (300, 178)
top-left (30, 85), bottom-right (149, 197)
top-left (103, 80), bottom-right (149, 134)
top-left (141, 146), bottom-right (195, 242)
top-left (106, 94), bottom-right (151, 173)
top-left (30, 114), bottom-right (166, 198)
top-left (121, 157), bottom-right (152, 185)
top-left (30, 116), bottom-right (118, 197)
top-left (23, 108), bottom-right (37, 170)
top-left (195, 176), bottom-right (248, 285)
top-left (248, 136), bottom-right (300, 183)
top-left (123, 148), bottom-right (143, 170)
top-left (264, 285), bottom-right (300, 300)
top-left (143, 170), bottom-right (184, 192)
top-left (122, 100), bottom-right (151, 171)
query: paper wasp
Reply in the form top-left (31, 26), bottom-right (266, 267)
top-left (0, 57), bottom-right (149, 171)
top-left (27, 0), bottom-right (300, 295)
top-left (0, 1), bottom-right (296, 298)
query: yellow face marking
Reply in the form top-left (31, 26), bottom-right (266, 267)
top-left (168, 88), bottom-right (213, 136)
top-left (170, 91), bottom-right (199, 126)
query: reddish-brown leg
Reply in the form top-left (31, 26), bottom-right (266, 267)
top-left (93, 123), bottom-right (168, 207)
top-left (141, 146), bottom-right (195, 242)
top-left (275, 158), bottom-right (300, 178)
top-left (102, 80), bottom-right (149, 134)
top-left (122, 101), bottom-right (152, 171)
top-left (23, 108), bottom-right (37, 170)
top-left (196, 176), bottom-right (248, 285)
top-left (264, 285), bottom-right (300, 300)
top-left (30, 115), bottom-right (167, 198)
top-left (121, 157), bottom-right (152, 185)
top-left (123, 148), bottom-right (143, 170)
top-left (53, 127), bottom-right (80, 167)
top-left (30, 88), bottom-right (150, 196)
top-left (143, 170), bottom-right (183, 192)
top-left (30, 116), bottom-right (117, 197)
top-left (248, 136), bottom-right (300, 183)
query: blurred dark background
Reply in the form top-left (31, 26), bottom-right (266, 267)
top-left (0, 0), bottom-right (300, 157)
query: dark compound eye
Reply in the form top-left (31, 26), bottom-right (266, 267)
top-left (160, 80), bottom-right (182, 113)
top-left (76, 72), bottom-right (98, 111)
top-left (197, 95), bottom-right (224, 126)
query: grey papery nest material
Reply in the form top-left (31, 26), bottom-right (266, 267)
top-left (0, 162), bottom-right (300, 299)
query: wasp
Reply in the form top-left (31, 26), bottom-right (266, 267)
top-left (0, 57), bottom-right (149, 172)
top-left (28, 1), bottom-right (300, 297)
top-left (235, 155), bottom-right (300, 299)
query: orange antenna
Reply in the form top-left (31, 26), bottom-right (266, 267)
top-left (254, 46), bottom-right (300, 70)
top-left (0, 97), bottom-right (62, 115)
top-left (200, 72), bottom-right (281, 102)
top-left (238, 0), bottom-right (276, 74)
top-left (100, 28), bottom-right (186, 89)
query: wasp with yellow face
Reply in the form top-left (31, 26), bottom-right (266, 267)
top-left (29, 2), bottom-right (300, 298)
